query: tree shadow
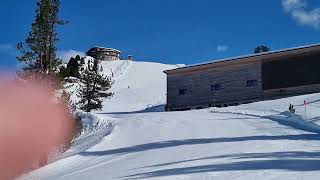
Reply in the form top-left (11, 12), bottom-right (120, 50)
top-left (309, 117), bottom-right (320, 123)
top-left (141, 151), bottom-right (320, 169)
top-left (210, 111), bottom-right (320, 134)
top-left (212, 117), bottom-right (260, 121)
top-left (80, 134), bottom-right (320, 157)
top-left (98, 105), bottom-right (165, 115)
top-left (123, 158), bottom-right (320, 179)
top-left (296, 98), bottom-right (320, 106)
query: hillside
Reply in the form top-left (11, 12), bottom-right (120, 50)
top-left (24, 60), bottom-right (320, 180)
top-left (99, 60), bottom-right (182, 113)
top-left (66, 59), bottom-right (182, 113)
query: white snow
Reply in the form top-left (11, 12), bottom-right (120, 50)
top-left (56, 113), bottom-right (115, 161)
top-left (22, 59), bottom-right (320, 180)
top-left (100, 60), bottom-right (181, 113)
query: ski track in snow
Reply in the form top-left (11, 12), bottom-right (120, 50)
top-left (22, 60), bottom-right (320, 180)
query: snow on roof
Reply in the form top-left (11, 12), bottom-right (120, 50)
top-left (165, 43), bottom-right (320, 73)
top-left (90, 46), bottom-right (122, 53)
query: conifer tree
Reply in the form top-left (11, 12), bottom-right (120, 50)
top-left (60, 90), bottom-right (76, 114)
top-left (77, 59), bottom-right (113, 112)
top-left (254, 45), bottom-right (270, 54)
top-left (17, 0), bottom-right (65, 76)
top-left (67, 56), bottom-right (80, 78)
top-left (80, 57), bottom-right (85, 65)
top-left (58, 66), bottom-right (69, 80)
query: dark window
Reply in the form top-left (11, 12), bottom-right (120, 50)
top-left (262, 51), bottom-right (320, 90)
top-left (247, 80), bottom-right (258, 87)
top-left (179, 89), bottom-right (187, 95)
top-left (211, 84), bottom-right (222, 91)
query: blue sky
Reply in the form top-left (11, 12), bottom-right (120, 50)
top-left (1, 0), bottom-right (320, 70)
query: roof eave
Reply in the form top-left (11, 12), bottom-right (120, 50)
top-left (164, 43), bottom-right (320, 74)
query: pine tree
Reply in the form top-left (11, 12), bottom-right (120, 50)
top-left (17, 0), bottom-right (65, 76)
top-left (80, 57), bottom-right (85, 65)
top-left (60, 90), bottom-right (76, 114)
top-left (58, 55), bottom-right (82, 79)
top-left (58, 66), bottom-right (69, 80)
top-left (77, 59), bottom-right (113, 112)
top-left (254, 45), bottom-right (270, 54)
top-left (67, 56), bottom-right (80, 78)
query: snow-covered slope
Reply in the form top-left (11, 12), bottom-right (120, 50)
top-left (24, 60), bottom-right (320, 180)
top-left (66, 59), bottom-right (181, 113)
top-left (99, 60), bottom-right (181, 113)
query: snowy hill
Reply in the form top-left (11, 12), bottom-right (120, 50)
top-left (24, 60), bottom-right (320, 180)
top-left (99, 60), bottom-right (182, 113)
top-left (66, 59), bottom-right (182, 113)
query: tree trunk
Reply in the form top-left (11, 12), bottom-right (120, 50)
top-left (47, 20), bottom-right (55, 74)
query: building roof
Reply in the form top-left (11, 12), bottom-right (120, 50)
top-left (86, 46), bottom-right (122, 54)
top-left (164, 43), bottom-right (320, 75)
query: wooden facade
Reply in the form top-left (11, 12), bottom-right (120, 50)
top-left (86, 47), bottom-right (121, 61)
top-left (164, 44), bottom-right (320, 111)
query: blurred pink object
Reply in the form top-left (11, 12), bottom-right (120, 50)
top-left (0, 80), bottom-right (74, 179)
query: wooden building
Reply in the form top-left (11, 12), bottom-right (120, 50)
top-left (86, 47), bottom-right (121, 61)
top-left (164, 44), bottom-right (320, 111)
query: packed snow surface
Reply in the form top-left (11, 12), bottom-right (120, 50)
top-left (25, 60), bottom-right (320, 180)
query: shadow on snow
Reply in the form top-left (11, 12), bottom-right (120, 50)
top-left (98, 105), bottom-right (165, 115)
top-left (80, 134), bottom-right (320, 158)
top-left (122, 158), bottom-right (320, 179)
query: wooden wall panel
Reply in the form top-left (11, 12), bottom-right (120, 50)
top-left (167, 61), bottom-right (263, 110)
